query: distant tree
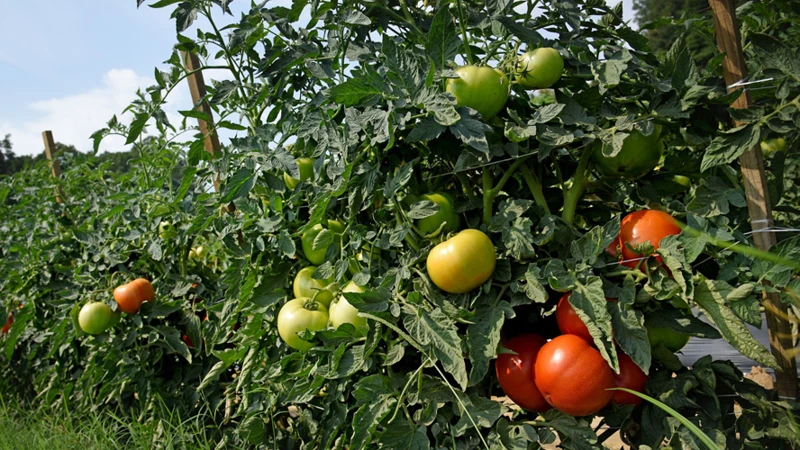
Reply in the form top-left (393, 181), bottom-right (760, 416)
top-left (0, 134), bottom-right (135, 176)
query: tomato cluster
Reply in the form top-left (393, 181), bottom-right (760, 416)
top-left (77, 278), bottom-right (155, 335)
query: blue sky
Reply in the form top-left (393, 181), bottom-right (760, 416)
top-left (0, 0), bottom-right (634, 156)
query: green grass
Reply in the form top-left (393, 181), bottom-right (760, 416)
top-left (0, 398), bottom-right (219, 450)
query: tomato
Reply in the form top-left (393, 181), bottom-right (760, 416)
top-left (426, 229), bottom-right (496, 294)
top-left (329, 281), bottom-right (368, 336)
top-left (618, 210), bottom-right (681, 268)
top-left (114, 278), bottom-right (155, 314)
top-left (760, 137), bottom-right (786, 156)
top-left (78, 302), bottom-right (112, 335)
top-left (534, 334), bottom-right (614, 416)
top-left (277, 298), bottom-right (329, 351)
top-left (516, 48), bottom-right (564, 89)
top-left (1, 314), bottom-right (13, 334)
top-left (415, 192), bottom-right (461, 236)
top-left (284, 157), bottom-right (314, 189)
top-left (301, 220), bottom-right (345, 265)
top-left (612, 353), bottom-right (648, 406)
top-left (189, 246), bottom-right (207, 260)
top-left (671, 175), bottom-right (691, 188)
top-left (556, 292), bottom-right (592, 342)
top-left (592, 128), bottom-right (663, 179)
top-left (646, 323), bottom-right (690, 352)
top-left (182, 333), bottom-right (194, 348)
top-left (293, 266), bottom-right (337, 307)
top-left (445, 65), bottom-right (509, 119)
top-left (159, 221), bottom-right (178, 240)
top-left (495, 334), bottom-right (550, 412)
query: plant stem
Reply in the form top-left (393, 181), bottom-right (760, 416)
top-left (454, 0), bottom-right (473, 65)
top-left (680, 223), bottom-right (800, 271)
top-left (482, 157), bottom-right (528, 225)
top-left (456, 172), bottom-right (476, 201)
top-left (562, 147), bottom-right (593, 226)
top-left (520, 165), bottom-right (551, 215)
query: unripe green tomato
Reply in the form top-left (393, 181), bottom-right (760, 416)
top-left (301, 220), bottom-right (345, 265)
top-left (277, 298), bottom-right (329, 351)
top-left (329, 281), bottom-right (368, 335)
top-left (348, 244), bottom-right (381, 276)
top-left (78, 302), bottom-right (113, 335)
top-left (293, 266), bottom-right (337, 307)
top-left (284, 157), bottom-right (314, 190)
top-left (672, 175), bottom-right (691, 188)
top-left (646, 324), bottom-right (690, 353)
top-left (416, 192), bottom-right (461, 236)
top-left (445, 66), bottom-right (509, 119)
top-left (593, 128), bottom-right (663, 179)
top-left (427, 229), bottom-right (496, 293)
top-left (760, 138), bottom-right (786, 156)
top-left (516, 48), bottom-right (564, 89)
top-left (190, 246), bottom-right (207, 260)
top-left (159, 221), bottom-right (178, 240)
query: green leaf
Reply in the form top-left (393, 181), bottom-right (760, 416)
top-left (571, 277), bottom-right (618, 372)
top-left (125, 112), bottom-right (148, 144)
top-left (466, 302), bottom-right (514, 386)
top-left (609, 276), bottom-right (651, 374)
top-left (694, 278), bottom-right (778, 368)
top-left (220, 168), bottom-right (256, 203)
top-left (404, 308), bottom-right (468, 390)
top-left (449, 111), bottom-right (492, 154)
top-left (453, 393), bottom-right (504, 436)
top-left (426, 9), bottom-right (460, 71)
top-left (172, 2), bottom-right (198, 32)
top-left (700, 125), bottom-right (761, 171)
top-left (350, 396), bottom-right (396, 450)
top-left (407, 200), bottom-right (439, 219)
top-left (541, 411), bottom-right (603, 450)
top-left (379, 418), bottom-right (430, 450)
top-left (329, 74), bottom-right (387, 106)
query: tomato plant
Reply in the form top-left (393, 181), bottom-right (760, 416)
top-left (445, 65), bottom-right (509, 119)
top-left (534, 334), bottom-right (615, 416)
top-left (329, 281), bottom-right (367, 335)
top-left (78, 302), bottom-right (112, 335)
top-left (301, 220), bottom-right (345, 265)
top-left (113, 278), bottom-right (155, 314)
top-left (495, 334), bottom-right (550, 412)
top-left (516, 48), bottom-right (564, 89)
top-left (647, 323), bottom-right (691, 353)
top-left (293, 266), bottom-right (337, 307)
top-left (277, 298), bottom-right (329, 351)
top-left (426, 229), bottom-right (496, 293)
top-left (158, 221), bottom-right (178, 240)
top-left (760, 137), bottom-right (786, 156)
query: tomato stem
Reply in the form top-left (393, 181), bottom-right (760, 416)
top-left (455, 172), bottom-right (476, 201)
top-left (454, 0), bottom-right (473, 65)
top-left (562, 146), bottom-right (593, 226)
top-left (519, 165), bottom-right (551, 215)
top-left (482, 157), bottom-right (528, 225)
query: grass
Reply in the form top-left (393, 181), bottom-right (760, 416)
top-left (0, 398), bottom-right (219, 450)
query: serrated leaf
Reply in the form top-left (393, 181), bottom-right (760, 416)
top-left (700, 125), bottom-right (761, 171)
top-left (466, 302), bottom-right (513, 386)
top-left (407, 200), bottom-right (439, 219)
top-left (404, 308), bottom-right (468, 390)
top-left (221, 168), bottom-right (256, 203)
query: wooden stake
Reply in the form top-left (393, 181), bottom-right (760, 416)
top-left (181, 50), bottom-right (223, 192)
top-left (41, 130), bottom-right (67, 203)
top-left (709, 0), bottom-right (798, 399)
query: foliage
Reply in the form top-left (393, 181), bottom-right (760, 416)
top-left (0, 134), bottom-right (138, 175)
top-left (1, 0), bottom-right (799, 448)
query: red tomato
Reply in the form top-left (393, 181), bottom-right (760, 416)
top-left (556, 292), bottom-right (591, 342)
top-left (182, 334), bottom-right (194, 348)
top-left (1, 314), bottom-right (13, 334)
top-left (618, 210), bottom-right (681, 268)
top-left (612, 353), bottom-right (648, 406)
top-left (495, 334), bottom-right (550, 412)
top-left (113, 278), bottom-right (155, 314)
top-left (534, 334), bottom-right (614, 416)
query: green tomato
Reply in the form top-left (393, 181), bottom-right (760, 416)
top-left (78, 302), bottom-right (112, 335)
top-left (760, 138), bottom-right (786, 156)
top-left (284, 157), bottom-right (314, 190)
top-left (516, 48), bottom-right (564, 89)
top-left (293, 266), bottom-right (337, 307)
top-left (415, 192), bottom-right (461, 236)
top-left (593, 127), bottom-right (663, 179)
top-left (646, 324), bottom-right (690, 353)
top-left (445, 65), bottom-right (509, 119)
top-left (329, 281), bottom-right (368, 336)
top-left (159, 221), bottom-right (178, 240)
top-left (301, 220), bottom-right (345, 265)
top-left (277, 298), bottom-right (329, 351)
top-left (190, 245), bottom-right (207, 260)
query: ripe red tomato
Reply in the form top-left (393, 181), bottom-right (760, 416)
top-left (612, 353), bottom-right (648, 406)
top-left (495, 334), bottom-right (550, 412)
top-left (1, 314), bottom-right (13, 335)
top-left (182, 333), bottom-right (194, 348)
top-left (556, 292), bottom-right (592, 342)
top-left (618, 210), bottom-right (681, 268)
top-left (534, 334), bottom-right (614, 416)
top-left (114, 278), bottom-right (155, 314)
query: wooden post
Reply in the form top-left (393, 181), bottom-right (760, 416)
top-left (181, 50), bottom-right (223, 192)
top-left (41, 130), bottom-right (67, 203)
top-left (709, 0), bottom-right (798, 399)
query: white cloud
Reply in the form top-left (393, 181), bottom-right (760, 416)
top-left (1, 68), bottom-right (193, 156)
